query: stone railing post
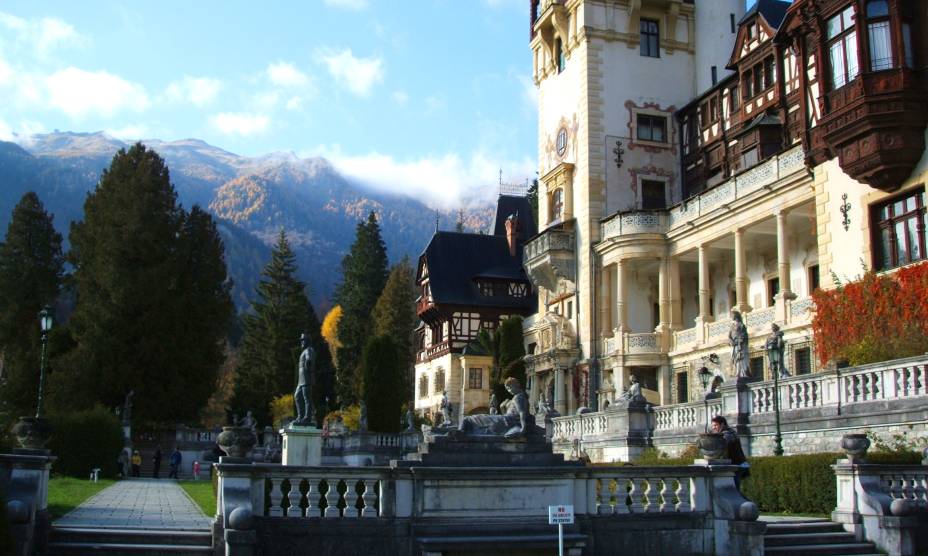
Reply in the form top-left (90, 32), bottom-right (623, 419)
top-left (1, 452), bottom-right (55, 556)
top-left (718, 378), bottom-right (752, 432)
top-left (216, 460), bottom-right (263, 556)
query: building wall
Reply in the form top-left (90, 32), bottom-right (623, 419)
top-left (414, 353), bottom-right (494, 422)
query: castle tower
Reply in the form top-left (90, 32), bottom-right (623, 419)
top-left (694, 0), bottom-right (745, 93)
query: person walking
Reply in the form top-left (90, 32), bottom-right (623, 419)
top-left (152, 446), bottom-right (162, 479)
top-left (168, 447), bottom-right (182, 479)
top-left (131, 450), bottom-right (141, 477)
top-left (192, 461), bottom-right (201, 481)
top-left (711, 415), bottom-right (749, 488)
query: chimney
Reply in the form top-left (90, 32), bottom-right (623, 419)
top-left (505, 213), bottom-right (520, 257)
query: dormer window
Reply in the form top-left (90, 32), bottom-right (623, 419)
top-left (827, 6), bottom-right (859, 89)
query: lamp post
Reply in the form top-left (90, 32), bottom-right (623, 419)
top-left (35, 305), bottom-right (53, 419)
top-left (769, 354), bottom-right (784, 457)
top-left (698, 367), bottom-right (712, 433)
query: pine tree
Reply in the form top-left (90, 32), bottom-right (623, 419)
top-left (334, 212), bottom-right (388, 404)
top-left (371, 258), bottom-right (416, 399)
top-left (0, 192), bottom-right (64, 420)
top-left (495, 316), bottom-right (526, 400)
top-left (232, 231), bottom-right (331, 426)
top-left (60, 143), bottom-right (232, 423)
top-left (360, 335), bottom-right (404, 432)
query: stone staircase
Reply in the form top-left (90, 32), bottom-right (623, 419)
top-left (48, 526), bottom-right (213, 555)
top-left (764, 518), bottom-right (885, 556)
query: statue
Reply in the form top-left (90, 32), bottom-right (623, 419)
top-left (453, 377), bottom-right (536, 439)
top-left (614, 375), bottom-right (647, 406)
top-left (440, 391), bottom-right (453, 426)
top-left (489, 392), bottom-right (499, 415)
top-left (292, 333), bottom-right (316, 426)
top-left (765, 323), bottom-right (789, 378)
top-left (729, 311), bottom-right (750, 379)
top-left (238, 410), bottom-right (256, 431)
top-left (122, 390), bottom-right (134, 425)
top-left (405, 408), bottom-right (416, 432)
top-left (359, 400), bottom-right (368, 432)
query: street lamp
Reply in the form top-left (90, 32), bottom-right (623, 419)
top-left (697, 366), bottom-right (712, 433)
top-left (35, 305), bottom-right (53, 419)
top-left (768, 347), bottom-right (785, 457)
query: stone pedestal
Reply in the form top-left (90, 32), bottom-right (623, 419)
top-left (280, 426), bottom-right (322, 466)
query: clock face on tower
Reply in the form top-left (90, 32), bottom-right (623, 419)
top-left (556, 127), bottom-right (568, 158)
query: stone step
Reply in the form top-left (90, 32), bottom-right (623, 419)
top-left (765, 532), bottom-right (859, 547)
top-left (48, 541), bottom-right (213, 555)
top-left (764, 520), bottom-right (844, 536)
top-left (51, 527), bottom-right (211, 546)
top-left (765, 542), bottom-right (883, 555)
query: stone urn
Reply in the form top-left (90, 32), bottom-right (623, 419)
top-left (10, 416), bottom-right (52, 451)
top-left (840, 433), bottom-right (870, 463)
top-left (697, 433), bottom-right (727, 460)
top-left (217, 426), bottom-right (257, 458)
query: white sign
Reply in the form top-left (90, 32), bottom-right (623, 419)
top-left (548, 504), bottom-right (574, 525)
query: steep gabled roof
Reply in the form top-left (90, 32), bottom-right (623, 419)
top-left (419, 231), bottom-right (535, 310)
top-left (490, 195), bottom-right (537, 238)
top-left (739, 0), bottom-right (791, 29)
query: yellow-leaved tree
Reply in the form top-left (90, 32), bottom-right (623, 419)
top-left (321, 305), bottom-right (343, 368)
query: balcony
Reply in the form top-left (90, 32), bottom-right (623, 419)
top-left (602, 331), bottom-right (664, 356)
top-left (523, 228), bottom-right (575, 291)
top-left (600, 211), bottom-right (667, 243)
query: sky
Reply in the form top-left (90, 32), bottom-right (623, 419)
top-left (0, 0), bottom-right (537, 209)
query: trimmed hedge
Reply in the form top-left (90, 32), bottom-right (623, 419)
top-left (48, 406), bottom-right (124, 478)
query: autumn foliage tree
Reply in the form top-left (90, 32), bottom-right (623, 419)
top-left (321, 305), bottom-right (342, 368)
top-left (812, 262), bottom-right (928, 366)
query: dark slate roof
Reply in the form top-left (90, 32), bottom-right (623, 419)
top-left (490, 195), bottom-right (537, 239)
top-left (420, 231), bottom-right (535, 310)
top-left (740, 0), bottom-right (792, 29)
top-left (734, 112), bottom-right (783, 137)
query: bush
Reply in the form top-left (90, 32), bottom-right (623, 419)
top-left (633, 445), bottom-right (699, 466)
top-left (48, 406), bottom-right (124, 478)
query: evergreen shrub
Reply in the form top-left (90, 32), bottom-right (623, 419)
top-left (48, 406), bottom-right (124, 478)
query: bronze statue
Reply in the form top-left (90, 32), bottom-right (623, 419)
top-left (765, 323), bottom-right (789, 378)
top-left (293, 333), bottom-right (315, 426)
top-left (729, 311), bottom-right (750, 378)
top-left (454, 377), bottom-right (535, 439)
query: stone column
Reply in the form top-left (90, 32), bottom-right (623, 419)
top-left (733, 228), bottom-right (752, 313)
top-left (614, 260), bottom-right (627, 335)
top-left (775, 210), bottom-right (796, 322)
top-left (695, 244), bottom-right (712, 344)
top-left (669, 257), bottom-right (682, 329)
top-left (554, 367), bottom-right (567, 415)
top-left (658, 257), bottom-right (670, 327)
top-left (599, 265), bottom-right (613, 336)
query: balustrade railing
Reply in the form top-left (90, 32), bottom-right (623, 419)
top-left (588, 468), bottom-right (702, 515)
top-left (264, 468), bottom-right (386, 518)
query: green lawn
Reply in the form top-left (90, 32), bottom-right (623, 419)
top-left (178, 480), bottom-right (216, 517)
top-left (47, 476), bottom-right (117, 519)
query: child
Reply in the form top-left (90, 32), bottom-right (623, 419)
top-left (131, 450), bottom-right (141, 477)
top-left (192, 460), bottom-right (201, 481)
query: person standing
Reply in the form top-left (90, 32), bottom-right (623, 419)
top-left (152, 446), bottom-right (162, 479)
top-left (711, 415), bottom-right (749, 488)
top-left (168, 447), bottom-right (182, 479)
top-left (192, 461), bottom-right (201, 481)
top-left (131, 450), bottom-right (141, 477)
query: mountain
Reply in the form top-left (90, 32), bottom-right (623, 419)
top-left (0, 132), bottom-right (494, 311)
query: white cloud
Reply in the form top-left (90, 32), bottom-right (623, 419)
top-left (323, 0), bottom-right (368, 10)
top-left (165, 76), bottom-right (221, 107)
top-left (391, 90), bottom-right (408, 105)
top-left (210, 112), bottom-right (270, 137)
top-left (285, 96), bottom-right (303, 111)
top-left (517, 74), bottom-right (538, 111)
top-left (0, 12), bottom-right (83, 57)
top-left (306, 145), bottom-right (534, 210)
top-left (45, 67), bottom-right (150, 118)
top-left (319, 48), bottom-right (384, 97)
top-left (267, 61), bottom-right (309, 87)
top-left (425, 95), bottom-right (446, 113)
top-left (253, 91), bottom-right (280, 111)
top-left (106, 124), bottom-right (149, 140)
top-left (0, 119), bottom-right (12, 141)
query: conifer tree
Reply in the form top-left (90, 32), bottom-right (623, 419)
top-left (360, 335), bottom-right (404, 432)
top-left (0, 192), bottom-right (64, 419)
top-left (232, 231), bottom-right (331, 425)
top-left (334, 211), bottom-right (388, 404)
top-left (61, 143), bottom-right (232, 423)
top-left (371, 258), bottom-right (416, 398)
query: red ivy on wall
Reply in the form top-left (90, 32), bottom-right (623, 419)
top-left (812, 262), bottom-right (928, 367)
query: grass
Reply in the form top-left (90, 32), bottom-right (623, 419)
top-left (47, 476), bottom-right (117, 519)
top-left (178, 480), bottom-right (216, 517)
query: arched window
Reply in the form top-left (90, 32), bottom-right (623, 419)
top-left (549, 188), bottom-right (564, 223)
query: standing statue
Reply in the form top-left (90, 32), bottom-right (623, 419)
top-left (765, 323), bottom-right (789, 378)
top-left (454, 377), bottom-right (536, 439)
top-left (359, 400), bottom-right (369, 432)
top-left (122, 390), bottom-right (134, 425)
top-left (440, 391), bottom-right (453, 426)
top-left (293, 333), bottom-right (316, 426)
top-left (238, 410), bottom-right (256, 431)
top-left (489, 392), bottom-right (499, 415)
top-left (405, 408), bottom-right (416, 432)
top-left (728, 311), bottom-right (751, 379)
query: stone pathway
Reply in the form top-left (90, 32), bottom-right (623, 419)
top-left (54, 479), bottom-right (211, 530)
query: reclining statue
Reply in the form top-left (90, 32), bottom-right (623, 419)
top-left (451, 377), bottom-right (538, 439)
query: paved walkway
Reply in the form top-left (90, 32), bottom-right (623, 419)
top-left (55, 479), bottom-right (211, 530)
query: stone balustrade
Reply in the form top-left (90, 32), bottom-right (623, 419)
top-left (265, 468), bottom-right (383, 518)
top-left (653, 399), bottom-right (722, 432)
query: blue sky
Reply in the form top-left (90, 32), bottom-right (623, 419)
top-left (0, 0), bottom-right (537, 209)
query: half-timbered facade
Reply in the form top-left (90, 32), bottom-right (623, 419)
top-left (523, 0), bottom-right (927, 423)
top-left (414, 196), bottom-right (537, 421)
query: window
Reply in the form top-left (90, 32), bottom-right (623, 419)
top-left (808, 264), bottom-right (820, 293)
top-left (767, 277), bottom-right (780, 307)
top-left (508, 282), bottom-right (528, 298)
top-left (763, 56), bottom-right (775, 89)
top-left (749, 356), bottom-right (764, 379)
top-left (478, 281), bottom-right (494, 296)
top-left (640, 19), bottom-right (659, 58)
top-left (637, 114), bottom-right (667, 143)
top-left (711, 66), bottom-right (718, 86)
top-left (742, 72), bottom-right (753, 100)
top-left (641, 180), bottom-right (666, 209)
top-left (867, 1), bottom-right (892, 71)
top-left (468, 368), bottom-right (483, 390)
top-left (549, 188), bottom-right (564, 223)
top-left (555, 38), bottom-right (566, 73)
top-left (709, 98), bottom-right (719, 123)
top-left (873, 188), bottom-right (927, 271)
top-left (418, 375), bottom-right (428, 398)
top-left (747, 23), bottom-right (756, 40)
top-left (730, 14), bottom-right (736, 34)
top-left (902, 22), bottom-right (913, 68)
top-left (676, 372), bottom-right (689, 404)
top-left (729, 86), bottom-right (740, 111)
top-left (795, 347), bottom-right (812, 375)
top-left (434, 369), bottom-right (445, 394)
top-left (752, 63), bottom-right (763, 96)
top-left (827, 6), bottom-right (859, 89)
top-left (741, 146), bottom-right (758, 168)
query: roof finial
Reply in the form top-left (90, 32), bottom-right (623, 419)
top-left (435, 212), bottom-right (440, 232)
top-left (499, 168), bottom-right (503, 186)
